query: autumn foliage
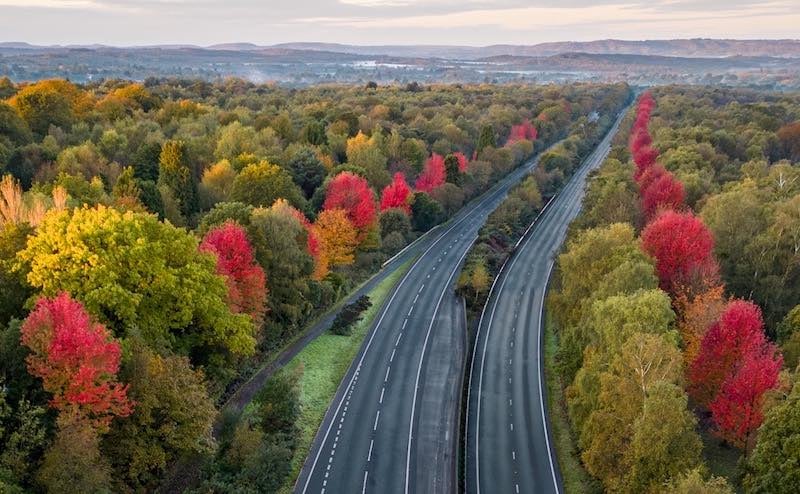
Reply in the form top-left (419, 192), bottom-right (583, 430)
top-left (323, 172), bottom-right (377, 231)
top-left (453, 151), bottom-right (469, 173)
top-left (380, 172), bottom-right (412, 214)
top-left (270, 198), bottom-right (324, 278)
top-left (315, 208), bottom-right (358, 267)
top-left (709, 345), bottom-right (782, 449)
top-left (200, 222), bottom-right (268, 327)
top-left (640, 210), bottom-right (718, 297)
top-left (20, 293), bottom-right (132, 431)
top-left (641, 170), bottom-right (685, 220)
top-left (415, 153), bottom-right (446, 193)
top-left (629, 92), bottom-right (660, 179)
top-left (507, 120), bottom-right (538, 144)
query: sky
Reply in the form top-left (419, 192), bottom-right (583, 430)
top-left (0, 0), bottom-right (798, 47)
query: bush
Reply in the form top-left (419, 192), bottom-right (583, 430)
top-left (330, 295), bottom-right (373, 336)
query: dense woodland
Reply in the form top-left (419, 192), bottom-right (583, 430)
top-left (550, 87), bottom-right (800, 492)
top-left (0, 77), bottom-right (629, 493)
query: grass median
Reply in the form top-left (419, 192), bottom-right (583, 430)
top-left (544, 313), bottom-right (601, 494)
top-left (277, 258), bottom-right (414, 493)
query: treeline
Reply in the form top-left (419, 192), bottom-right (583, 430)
top-left (550, 87), bottom-right (800, 493)
top-left (457, 100), bottom-right (629, 315)
top-left (0, 78), bottom-right (628, 493)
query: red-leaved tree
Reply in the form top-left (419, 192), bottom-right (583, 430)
top-left (641, 210), bottom-right (718, 297)
top-left (641, 170), bottom-right (685, 219)
top-left (709, 344), bottom-right (782, 449)
top-left (200, 221), bottom-right (268, 327)
top-left (415, 154), bottom-right (446, 193)
top-left (507, 120), bottom-right (538, 144)
top-left (380, 172), bottom-right (412, 213)
top-left (688, 300), bottom-right (769, 406)
top-left (20, 293), bottom-right (132, 432)
top-left (324, 172), bottom-right (377, 231)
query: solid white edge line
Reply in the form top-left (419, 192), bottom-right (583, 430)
top-left (539, 260), bottom-right (560, 494)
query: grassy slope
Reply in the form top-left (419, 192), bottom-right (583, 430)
top-left (544, 314), bottom-right (602, 494)
top-left (278, 258), bottom-right (413, 493)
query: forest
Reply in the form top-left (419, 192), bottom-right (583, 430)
top-left (549, 86), bottom-right (800, 493)
top-left (0, 77), bottom-right (630, 493)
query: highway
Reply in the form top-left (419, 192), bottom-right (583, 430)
top-left (465, 107), bottom-right (628, 494)
top-left (295, 143), bottom-right (560, 494)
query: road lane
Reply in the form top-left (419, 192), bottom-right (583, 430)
top-left (467, 107), bottom-right (629, 494)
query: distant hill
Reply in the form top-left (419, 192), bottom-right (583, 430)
top-left (4, 39), bottom-right (799, 60)
top-left (274, 39), bottom-right (800, 59)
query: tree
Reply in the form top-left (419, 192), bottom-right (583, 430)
top-left (641, 170), bottom-right (685, 220)
top-left (103, 343), bottom-right (216, 490)
top-left (410, 192), bottom-right (444, 232)
top-left (666, 468), bottom-right (733, 494)
top-left (640, 210), bottom-right (719, 298)
top-left (469, 261), bottom-right (490, 304)
top-left (477, 125), bottom-right (496, 154)
top-left (285, 147), bottom-right (326, 198)
top-left (250, 207), bottom-right (315, 329)
top-left (18, 206), bottom-right (256, 361)
top-left (199, 159), bottom-right (237, 208)
top-left (9, 79), bottom-right (84, 137)
top-left (380, 172), bottom-right (412, 214)
top-left (674, 285), bottom-right (726, 368)
top-left (315, 209), bottom-right (358, 267)
top-left (552, 223), bottom-right (657, 380)
top-left (624, 381), bottom-right (702, 493)
top-left (581, 333), bottom-right (693, 492)
top-left (0, 102), bottom-right (32, 146)
top-left (200, 222), bottom-right (268, 328)
top-left (269, 199), bottom-right (325, 279)
top-left (330, 296), bottom-right (372, 336)
top-left (346, 131), bottom-right (390, 189)
top-left (37, 416), bottom-right (113, 494)
top-left (323, 172), bottom-right (377, 232)
top-left (709, 344), bottom-right (781, 449)
top-left (231, 160), bottom-right (305, 210)
top-left (20, 293), bottom-right (132, 431)
top-left (689, 300), bottom-right (770, 407)
top-left (415, 154), bottom-right (446, 193)
top-left (744, 379), bottom-right (800, 494)
top-left (0, 222), bottom-right (32, 326)
top-left (444, 154), bottom-right (462, 185)
top-left (777, 121), bottom-right (800, 162)
top-left (158, 140), bottom-right (197, 219)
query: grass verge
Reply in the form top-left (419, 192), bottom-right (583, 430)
top-left (277, 258), bottom-right (414, 493)
top-left (544, 314), bottom-right (601, 494)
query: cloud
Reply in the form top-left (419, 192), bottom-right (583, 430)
top-left (295, 1), bottom-right (799, 35)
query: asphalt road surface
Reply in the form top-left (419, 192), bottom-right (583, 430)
top-left (296, 142), bottom-right (563, 494)
top-left (466, 108), bottom-right (628, 494)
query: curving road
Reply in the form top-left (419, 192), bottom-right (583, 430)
top-left (466, 107), bottom-right (628, 494)
top-left (295, 143), bottom-right (563, 494)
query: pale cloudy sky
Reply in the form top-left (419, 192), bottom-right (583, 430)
top-left (0, 0), bottom-right (797, 46)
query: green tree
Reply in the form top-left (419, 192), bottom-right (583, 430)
top-left (158, 140), bottom-right (197, 219)
top-left (285, 146), bottom-right (326, 198)
top-left (552, 223), bottom-right (658, 380)
top-left (37, 417), bottom-right (113, 494)
top-left (18, 205), bottom-right (256, 362)
top-left (231, 161), bottom-right (305, 210)
top-left (477, 124), bottom-right (496, 154)
top-left (666, 468), bottom-right (733, 494)
top-left (744, 379), bottom-right (800, 494)
top-left (0, 223), bottom-right (32, 326)
top-left (104, 342), bottom-right (216, 490)
top-left (410, 192), bottom-right (444, 232)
